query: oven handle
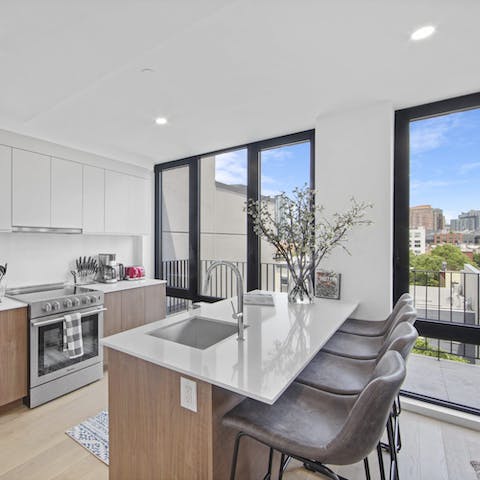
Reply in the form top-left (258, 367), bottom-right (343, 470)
top-left (31, 307), bottom-right (107, 327)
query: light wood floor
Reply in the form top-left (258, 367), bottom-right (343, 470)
top-left (0, 374), bottom-right (479, 480)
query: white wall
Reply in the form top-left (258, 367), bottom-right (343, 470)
top-left (0, 233), bottom-right (143, 288)
top-left (0, 127), bottom-right (154, 287)
top-left (315, 102), bottom-right (394, 320)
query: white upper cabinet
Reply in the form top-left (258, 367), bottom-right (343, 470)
top-left (12, 149), bottom-right (51, 227)
top-left (105, 170), bottom-right (129, 234)
top-left (0, 146), bottom-right (12, 231)
top-left (105, 171), bottom-right (150, 235)
top-left (128, 176), bottom-right (150, 235)
top-left (83, 165), bottom-right (105, 233)
top-left (51, 157), bottom-right (83, 228)
top-left (10, 147), bottom-right (149, 235)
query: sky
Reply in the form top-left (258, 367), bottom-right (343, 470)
top-left (410, 108), bottom-right (480, 222)
top-left (214, 141), bottom-right (310, 197)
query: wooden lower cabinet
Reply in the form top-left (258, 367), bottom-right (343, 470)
top-left (103, 284), bottom-right (165, 366)
top-left (121, 288), bottom-right (145, 331)
top-left (144, 283), bottom-right (166, 324)
top-left (0, 308), bottom-right (28, 407)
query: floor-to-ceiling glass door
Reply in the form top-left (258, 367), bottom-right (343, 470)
top-left (258, 140), bottom-right (313, 292)
top-left (199, 148), bottom-right (248, 299)
top-left (394, 92), bottom-right (480, 414)
top-left (155, 130), bottom-right (314, 311)
top-left (156, 159), bottom-right (198, 313)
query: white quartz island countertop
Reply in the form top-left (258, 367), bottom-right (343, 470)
top-left (102, 292), bottom-right (358, 404)
top-left (88, 278), bottom-right (166, 293)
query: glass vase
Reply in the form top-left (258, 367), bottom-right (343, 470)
top-left (287, 267), bottom-right (314, 304)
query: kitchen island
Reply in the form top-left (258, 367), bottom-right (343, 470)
top-left (102, 292), bottom-right (357, 480)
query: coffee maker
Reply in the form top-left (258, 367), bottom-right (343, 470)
top-left (98, 253), bottom-right (119, 283)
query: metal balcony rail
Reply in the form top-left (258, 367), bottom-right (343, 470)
top-left (410, 269), bottom-right (479, 326)
top-left (162, 259), bottom-right (293, 298)
top-left (410, 268), bottom-right (480, 362)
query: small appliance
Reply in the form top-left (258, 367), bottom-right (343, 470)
top-left (98, 253), bottom-right (119, 284)
top-left (124, 265), bottom-right (145, 280)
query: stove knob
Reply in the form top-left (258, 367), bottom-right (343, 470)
top-left (64, 298), bottom-right (73, 308)
top-left (82, 297), bottom-right (90, 305)
top-left (72, 297), bottom-right (80, 307)
top-left (89, 296), bottom-right (97, 304)
top-left (43, 302), bottom-right (52, 312)
top-left (52, 301), bottom-right (60, 311)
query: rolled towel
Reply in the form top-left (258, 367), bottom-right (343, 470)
top-left (63, 313), bottom-right (84, 359)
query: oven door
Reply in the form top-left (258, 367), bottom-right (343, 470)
top-left (30, 306), bottom-right (105, 388)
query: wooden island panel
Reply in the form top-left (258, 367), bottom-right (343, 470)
top-left (107, 349), bottom-right (274, 480)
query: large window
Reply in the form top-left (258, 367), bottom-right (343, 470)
top-left (199, 149), bottom-right (248, 297)
top-left (395, 92), bottom-right (480, 414)
top-left (155, 130), bottom-right (314, 309)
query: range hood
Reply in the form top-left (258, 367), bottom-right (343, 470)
top-left (12, 226), bottom-right (83, 234)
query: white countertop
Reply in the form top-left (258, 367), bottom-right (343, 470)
top-left (0, 297), bottom-right (27, 312)
top-left (88, 278), bottom-right (166, 293)
top-left (102, 292), bottom-right (358, 404)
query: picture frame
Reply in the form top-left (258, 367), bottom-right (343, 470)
top-left (315, 270), bottom-right (341, 300)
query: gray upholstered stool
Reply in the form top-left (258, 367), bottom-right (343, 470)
top-left (296, 322), bottom-right (418, 395)
top-left (338, 293), bottom-right (413, 337)
top-left (322, 305), bottom-right (417, 360)
top-left (222, 351), bottom-right (406, 480)
top-left (297, 322), bottom-right (418, 478)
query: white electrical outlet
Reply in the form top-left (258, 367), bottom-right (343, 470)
top-left (180, 377), bottom-right (197, 412)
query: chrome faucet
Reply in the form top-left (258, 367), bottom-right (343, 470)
top-left (204, 260), bottom-right (245, 341)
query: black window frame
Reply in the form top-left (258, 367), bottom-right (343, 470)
top-left (154, 129), bottom-right (315, 304)
top-left (394, 91), bottom-right (480, 415)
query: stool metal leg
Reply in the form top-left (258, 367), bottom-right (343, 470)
top-left (363, 457), bottom-right (371, 480)
top-left (264, 447), bottom-right (274, 480)
top-left (230, 432), bottom-right (244, 480)
top-left (386, 416), bottom-right (400, 480)
top-left (377, 442), bottom-right (387, 480)
top-left (278, 453), bottom-right (286, 480)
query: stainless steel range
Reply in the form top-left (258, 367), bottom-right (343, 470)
top-left (8, 283), bottom-right (105, 408)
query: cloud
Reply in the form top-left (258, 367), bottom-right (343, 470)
top-left (410, 115), bottom-right (458, 155)
top-left (459, 161), bottom-right (480, 175)
top-left (261, 146), bottom-right (294, 164)
top-left (214, 150), bottom-right (247, 185)
top-left (410, 179), bottom-right (450, 190)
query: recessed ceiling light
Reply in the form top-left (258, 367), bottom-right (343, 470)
top-left (411, 25), bottom-right (436, 41)
top-left (141, 67), bottom-right (155, 73)
top-left (155, 117), bottom-right (168, 125)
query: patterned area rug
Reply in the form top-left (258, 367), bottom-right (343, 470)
top-left (66, 410), bottom-right (109, 465)
top-left (472, 461), bottom-right (480, 479)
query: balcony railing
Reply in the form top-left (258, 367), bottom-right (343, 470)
top-left (162, 259), bottom-right (292, 298)
top-left (410, 269), bottom-right (479, 325)
top-left (410, 268), bottom-right (480, 362)
top-left (162, 259), bottom-right (292, 314)
top-left (162, 261), bottom-right (480, 361)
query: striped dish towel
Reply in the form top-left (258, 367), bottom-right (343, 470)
top-left (63, 313), bottom-right (84, 359)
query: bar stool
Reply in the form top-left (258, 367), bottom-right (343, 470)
top-left (339, 293), bottom-right (413, 337)
top-left (322, 305), bottom-right (417, 360)
top-left (296, 322), bottom-right (418, 395)
top-left (296, 322), bottom-right (418, 478)
top-left (223, 351), bottom-right (406, 480)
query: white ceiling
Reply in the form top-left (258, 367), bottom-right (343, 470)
top-left (1, 0), bottom-right (479, 169)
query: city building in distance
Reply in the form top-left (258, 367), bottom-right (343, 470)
top-left (410, 204), bottom-right (445, 232)
top-left (450, 210), bottom-right (480, 232)
top-left (409, 226), bottom-right (426, 255)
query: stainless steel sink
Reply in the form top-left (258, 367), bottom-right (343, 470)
top-left (147, 315), bottom-right (242, 350)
